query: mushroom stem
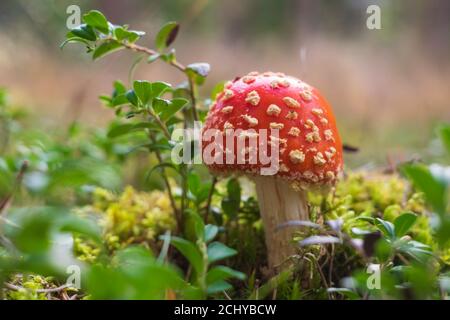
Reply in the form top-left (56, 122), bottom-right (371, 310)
top-left (253, 176), bottom-right (309, 270)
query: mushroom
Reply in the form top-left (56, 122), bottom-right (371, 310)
top-left (202, 71), bottom-right (343, 270)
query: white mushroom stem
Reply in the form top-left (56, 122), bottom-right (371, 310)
top-left (253, 176), bottom-right (309, 270)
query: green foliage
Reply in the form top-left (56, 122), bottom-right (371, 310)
top-left (155, 21), bottom-right (179, 52)
top-left (161, 211), bottom-right (244, 298)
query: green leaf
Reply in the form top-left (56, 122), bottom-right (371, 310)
top-left (152, 97), bottom-right (169, 115)
top-left (151, 81), bottom-right (171, 98)
top-left (188, 171), bottom-right (201, 196)
top-left (113, 80), bottom-right (127, 96)
top-left (160, 235), bottom-right (204, 275)
top-left (107, 122), bottom-right (154, 138)
top-left (159, 98), bottom-right (188, 122)
top-left (210, 81), bottom-right (225, 100)
top-left (186, 63), bottom-right (210, 85)
top-left (374, 218), bottom-right (396, 239)
top-left (68, 24), bottom-right (97, 41)
top-left (155, 22), bottom-right (179, 51)
top-left (147, 53), bottom-right (161, 63)
top-left (207, 281), bottom-right (232, 294)
top-left (125, 89), bottom-right (138, 106)
top-left (402, 164), bottom-right (447, 214)
top-left (58, 215), bottom-right (101, 242)
top-left (114, 27), bottom-right (143, 43)
top-left (185, 210), bottom-right (205, 242)
top-left (133, 80), bottom-right (152, 105)
top-left (93, 41), bottom-right (124, 60)
top-left (207, 242), bottom-right (237, 263)
top-left (186, 63), bottom-right (210, 78)
top-left (438, 124), bottom-right (450, 155)
top-left (111, 93), bottom-right (129, 106)
top-left (204, 224), bottom-right (219, 242)
top-left (221, 178), bottom-right (241, 218)
top-left (83, 10), bottom-right (109, 34)
top-left (60, 37), bottom-right (91, 49)
top-left (206, 265), bottom-right (246, 284)
top-left (107, 123), bottom-right (134, 138)
top-left (394, 212), bottom-right (417, 237)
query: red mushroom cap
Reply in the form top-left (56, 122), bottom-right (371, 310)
top-left (202, 71), bottom-right (343, 187)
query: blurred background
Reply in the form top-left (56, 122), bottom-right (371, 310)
top-left (0, 0), bottom-right (449, 167)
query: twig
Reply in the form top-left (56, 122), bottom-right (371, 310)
top-left (148, 133), bottom-right (180, 230)
top-left (4, 282), bottom-right (71, 293)
top-left (187, 76), bottom-right (199, 122)
top-left (328, 243), bottom-right (335, 286)
top-left (146, 109), bottom-right (171, 139)
top-left (223, 290), bottom-right (232, 300)
top-left (121, 41), bottom-right (186, 72)
top-left (0, 160), bottom-right (28, 215)
top-left (203, 176), bottom-right (217, 223)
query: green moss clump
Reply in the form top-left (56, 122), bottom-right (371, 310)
top-left (309, 172), bottom-right (426, 234)
top-left (5, 275), bottom-right (51, 300)
top-left (74, 186), bottom-right (176, 261)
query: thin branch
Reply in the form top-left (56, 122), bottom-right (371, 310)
top-left (148, 133), bottom-right (180, 231)
top-left (146, 108), bottom-right (171, 139)
top-left (0, 160), bottom-right (28, 215)
top-left (121, 41), bottom-right (186, 72)
top-left (4, 282), bottom-right (71, 294)
top-left (204, 176), bottom-right (217, 223)
top-left (187, 76), bottom-right (199, 122)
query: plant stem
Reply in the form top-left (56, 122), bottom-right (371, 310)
top-left (121, 41), bottom-right (186, 72)
top-left (187, 76), bottom-right (199, 122)
top-left (148, 133), bottom-right (180, 231)
top-left (146, 108), bottom-right (171, 139)
top-left (204, 176), bottom-right (217, 223)
top-left (0, 160), bottom-right (28, 215)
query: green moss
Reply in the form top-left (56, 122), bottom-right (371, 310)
top-left (5, 275), bottom-right (51, 300)
top-left (74, 186), bottom-right (176, 261)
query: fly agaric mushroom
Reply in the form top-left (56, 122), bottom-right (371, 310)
top-left (202, 71), bottom-right (343, 269)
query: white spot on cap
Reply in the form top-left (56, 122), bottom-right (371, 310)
top-left (242, 76), bottom-right (256, 84)
top-left (320, 118), bottom-right (329, 125)
top-left (311, 108), bottom-right (323, 116)
top-left (325, 147), bottom-right (336, 160)
top-left (324, 129), bottom-right (334, 141)
top-left (288, 127), bottom-right (300, 137)
top-left (279, 79), bottom-right (290, 87)
top-left (285, 111), bottom-right (298, 120)
top-left (270, 80), bottom-right (280, 89)
top-left (283, 97), bottom-right (301, 108)
top-left (300, 90), bottom-right (313, 102)
top-left (313, 152), bottom-right (327, 166)
top-left (245, 90), bottom-right (260, 106)
top-left (270, 122), bottom-right (284, 130)
top-left (279, 163), bottom-right (290, 172)
top-left (306, 131), bottom-right (321, 142)
top-left (266, 104), bottom-right (281, 116)
top-left (221, 106), bottom-right (234, 114)
top-left (289, 149), bottom-right (305, 164)
top-left (242, 114), bottom-right (258, 127)
top-left (222, 89), bottom-right (234, 101)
